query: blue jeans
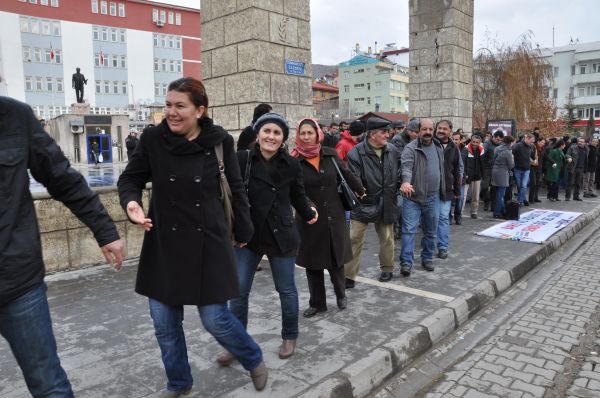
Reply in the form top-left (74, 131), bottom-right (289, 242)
top-left (0, 283), bottom-right (73, 398)
top-left (149, 299), bottom-right (262, 392)
top-left (230, 247), bottom-right (299, 340)
top-left (400, 195), bottom-right (440, 267)
top-left (437, 200), bottom-right (452, 252)
top-left (494, 186), bottom-right (507, 217)
top-left (513, 168), bottom-right (530, 204)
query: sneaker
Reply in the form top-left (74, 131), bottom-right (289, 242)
top-left (400, 264), bottom-right (411, 277)
top-left (378, 272), bottom-right (393, 282)
top-left (437, 250), bottom-right (448, 259)
top-left (345, 278), bottom-right (355, 289)
top-left (421, 261), bottom-right (435, 272)
top-left (250, 361), bottom-right (268, 391)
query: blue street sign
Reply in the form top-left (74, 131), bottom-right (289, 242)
top-left (285, 59), bottom-right (305, 75)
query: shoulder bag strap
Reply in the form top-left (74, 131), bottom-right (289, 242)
top-left (244, 149), bottom-right (252, 190)
top-left (330, 156), bottom-right (346, 183)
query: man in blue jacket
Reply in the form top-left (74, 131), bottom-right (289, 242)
top-left (0, 96), bottom-right (124, 397)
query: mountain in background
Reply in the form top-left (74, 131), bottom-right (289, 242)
top-left (312, 64), bottom-right (338, 80)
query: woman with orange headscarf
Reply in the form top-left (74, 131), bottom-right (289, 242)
top-left (291, 118), bottom-right (364, 317)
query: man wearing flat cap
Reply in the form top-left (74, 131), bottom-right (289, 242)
top-left (344, 117), bottom-right (400, 286)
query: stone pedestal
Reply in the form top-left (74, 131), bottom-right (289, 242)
top-left (70, 102), bottom-right (90, 115)
top-left (409, 0), bottom-right (474, 131)
top-left (201, 0), bottom-right (313, 139)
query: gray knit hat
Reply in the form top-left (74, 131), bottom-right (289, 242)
top-left (253, 112), bottom-right (290, 141)
top-left (406, 119), bottom-right (420, 132)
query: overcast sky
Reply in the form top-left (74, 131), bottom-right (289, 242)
top-left (162, 1), bottom-right (598, 66)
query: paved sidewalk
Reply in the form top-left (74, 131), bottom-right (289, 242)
top-left (1, 198), bottom-right (600, 397)
top-left (421, 224), bottom-right (600, 398)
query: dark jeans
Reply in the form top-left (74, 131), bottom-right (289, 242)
top-left (230, 247), bottom-right (299, 340)
top-left (480, 174), bottom-right (492, 207)
top-left (0, 283), bottom-right (73, 398)
top-left (451, 185), bottom-right (465, 220)
top-left (566, 168), bottom-right (584, 199)
top-left (149, 299), bottom-right (262, 392)
top-left (529, 170), bottom-right (543, 202)
top-left (548, 181), bottom-right (560, 199)
top-left (494, 186), bottom-right (507, 217)
top-left (305, 267), bottom-right (345, 309)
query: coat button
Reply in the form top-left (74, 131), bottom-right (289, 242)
top-left (327, 216), bottom-right (332, 221)
top-left (205, 151), bottom-right (211, 156)
top-left (195, 200), bottom-right (201, 207)
top-left (196, 227), bottom-right (203, 232)
top-left (171, 224), bottom-right (178, 231)
top-left (273, 229), bottom-right (278, 233)
top-left (271, 187), bottom-right (276, 191)
top-left (169, 175), bottom-right (176, 182)
top-left (194, 176), bottom-right (201, 183)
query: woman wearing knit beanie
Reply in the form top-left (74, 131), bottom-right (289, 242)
top-left (291, 118), bottom-right (365, 317)
top-left (218, 112), bottom-right (318, 362)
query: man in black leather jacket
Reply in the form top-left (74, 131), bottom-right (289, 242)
top-left (0, 96), bottom-right (124, 397)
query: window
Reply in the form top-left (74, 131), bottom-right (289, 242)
top-left (46, 77), bottom-right (53, 92)
top-left (161, 36), bottom-right (166, 48)
top-left (101, 27), bottom-right (108, 41)
top-left (112, 55), bottom-right (118, 68)
top-left (50, 0), bottom-right (58, 6)
top-left (41, 20), bottom-right (50, 35)
top-left (554, 66), bottom-right (559, 77)
top-left (30, 19), bottom-right (39, 34)
top-left (94, 54), bottom-right (100, 67)
top-left (95, 80), bottom-right (101, 93)
top-left (118, 3), bottom-right (125, 17)
top-left (367, 97), bottom-right (371, 104)
top-left (375, 81), bottom-right (381, 90)
top-left (154, 83), bottom-right (160, 96)
top-left (109, 2), bottom-right (116, 16)
top-left (354, 68), bottom-right (364, 73)
top-left (35, 77), bottom-right (43, 91)
top-left (354, 97), bottom-right (364, 102)
top-left (161, 59), bottom-right (167, 72)
top-left (93, 26), bottom-right (99, 40)
top-left (154, 58), bottom-right (159, 71)
top-left (23, 47), bottom-right (31, 62)
top-left (578, 87), bottom-right (585, 97)
top-left (104, 80), bottom-right (110, 94)
top-left (160, 10), bottom-right (166, 23)
top-left (354, 83), bottom-right (364, 88)
top-left (33, 48), bottom-right (41, 62)
top-left (152, 9), bottom-right (159, 22)
top-left (111, 29), bottom-right (117, 42)
top-left (52, 21), bottom-right (60, 36)
top-left (120, 55), bottom-right (126, 68)
top-left (176, 37), bottom-right (181, 49)
top-left (176, 60), bottom-right (182, 73)
top-left (595, 109), bottom-right (600, 119)
top-left (103, 54), bottom-right (108, 67)
top-left (593, 63), bottom-right (600, 74)
top-left (121, 82), bottom-right (127, 95)
top-left (553, 88), bottom-right (558, 99)
top-left (57, 78), bottom-right (63, 92)
top-left (596, 86), bottom-right (600, 96)
top-left (343, 71), bottom-right (350, 79)
top-left (162, 84), bottom-right (167, 96)
top-left (153, 34), bottom-right (158, 47)
top-left (175, 13), bottom-right (181, 25)
top-left (375, 96), bottom-right (382, 104)
top-left (44, 49), bottom-right (52, 63)
top-left (20, 17), bottom-right (29, 32)
top-left (169, 60), bottom-right (175, 72)
top-left (25, 77), bottom-right (32, 91)
top-left (343, 85), bottom-right (349, 93)
top-left (91, 0), bottom-right (98, 13)
top-left (100, 0), bottom-right (107, 14)
top-left (55, 49), bottom-right (61, 63)
top-left (119, 29), bottom-right (125, 42)
top-left (168, 36), bottom-right (174, 48)
top-left (580, 64), bottom-right (588, 74)
top-left (29, 0), bottom-right (38, 4)
top-left (113, 81), bottom-right (119, 94)
top-left (168, 12), bottom-right (174, 24)
top-left (572, 65), bottom-right (576, 76)
top-left (41, 0), bottom-right (48, 5)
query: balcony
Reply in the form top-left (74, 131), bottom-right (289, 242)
top-left (572, 72), bottom-right (600, 85)
top-left (573, 95), bottom-right (600, 106)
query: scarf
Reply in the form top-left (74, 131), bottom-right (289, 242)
top-left (290, 118), bottom-right (324, 159)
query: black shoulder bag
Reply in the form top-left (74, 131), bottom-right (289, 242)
top-left (331, 157), bottom-right (359, 211)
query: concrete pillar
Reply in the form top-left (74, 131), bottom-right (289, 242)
top-left (201, 0), bottom-right (313, 139)
top-left (409, 0), bottom-right (474, 131)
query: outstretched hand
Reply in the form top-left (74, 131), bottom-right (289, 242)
top-left (126, 201), bottom-right (153, 231)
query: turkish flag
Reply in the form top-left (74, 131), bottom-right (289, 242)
top-left (100, 51), bottom-right (104, 65)
top-left (50, 43), bottom-right (54, 61)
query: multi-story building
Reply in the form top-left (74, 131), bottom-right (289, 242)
top-left (542, 41), bottom-right (600, 129)
top-left (0, 0), bottom-right (200, 121)
top-left (312, 81), bottom-right (339, 121)
top-left (338, 54), bottom-right (409, 119)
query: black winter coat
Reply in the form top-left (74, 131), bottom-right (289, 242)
top-left (118, 118), bottom-right (253, 306)
top-left (441, 140), bottom-right (462, 199)
top-left (237, 148), bottom-right (316, 257)
top-left (586, 145), bottom-right (598, 172)
top-left (463, 143), bottom-right (486, 182)
top-left (295, 147), bottom-right (364, 270)
top-left (0, 97), bottom-right (119, 306)
top-left (347, 141), bottom-right (399, 224)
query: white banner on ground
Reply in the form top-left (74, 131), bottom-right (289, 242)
top-left (476, 209), bottom-right (582, 244)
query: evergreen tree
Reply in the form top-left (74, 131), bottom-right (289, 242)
top-left (562, 93), bottom-right (580, 133)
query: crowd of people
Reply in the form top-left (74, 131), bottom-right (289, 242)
top-left (3, 75), bottom-right (599, 397)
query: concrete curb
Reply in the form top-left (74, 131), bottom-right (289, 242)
top-left (299, 206), bottom-right (600, 398)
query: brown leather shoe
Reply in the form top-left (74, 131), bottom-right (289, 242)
top-left (278, 339), bottom-right (296, 359)
top-left (216, 351), bottom-right (236, 366)
top-left (250, 361), bottom-right (268, 391)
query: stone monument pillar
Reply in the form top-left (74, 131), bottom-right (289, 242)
top-left (201, 0), bottom-right (313, 139)
top-left (408, 0), bottom-right (474, 131)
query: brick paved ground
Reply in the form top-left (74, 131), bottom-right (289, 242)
top-left (421, 232), bottom-right (600, 398)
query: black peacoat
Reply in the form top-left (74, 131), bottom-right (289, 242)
top-left (117, 117), bottom-right (253, 306)
top-left (237, 147), bottom-right (316, 257)
top-left (295, 147), bottom-right (364, 270)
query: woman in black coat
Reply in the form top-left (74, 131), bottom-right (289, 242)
top-left (290, 118), bottom-right (364, 317)
top-left (117, 78), bottom-right (267, 395)
top-left (221, 112), bottom-right (317, 363)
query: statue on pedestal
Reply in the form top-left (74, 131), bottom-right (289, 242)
top-left (72, 67), bottom-right (88, 104)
